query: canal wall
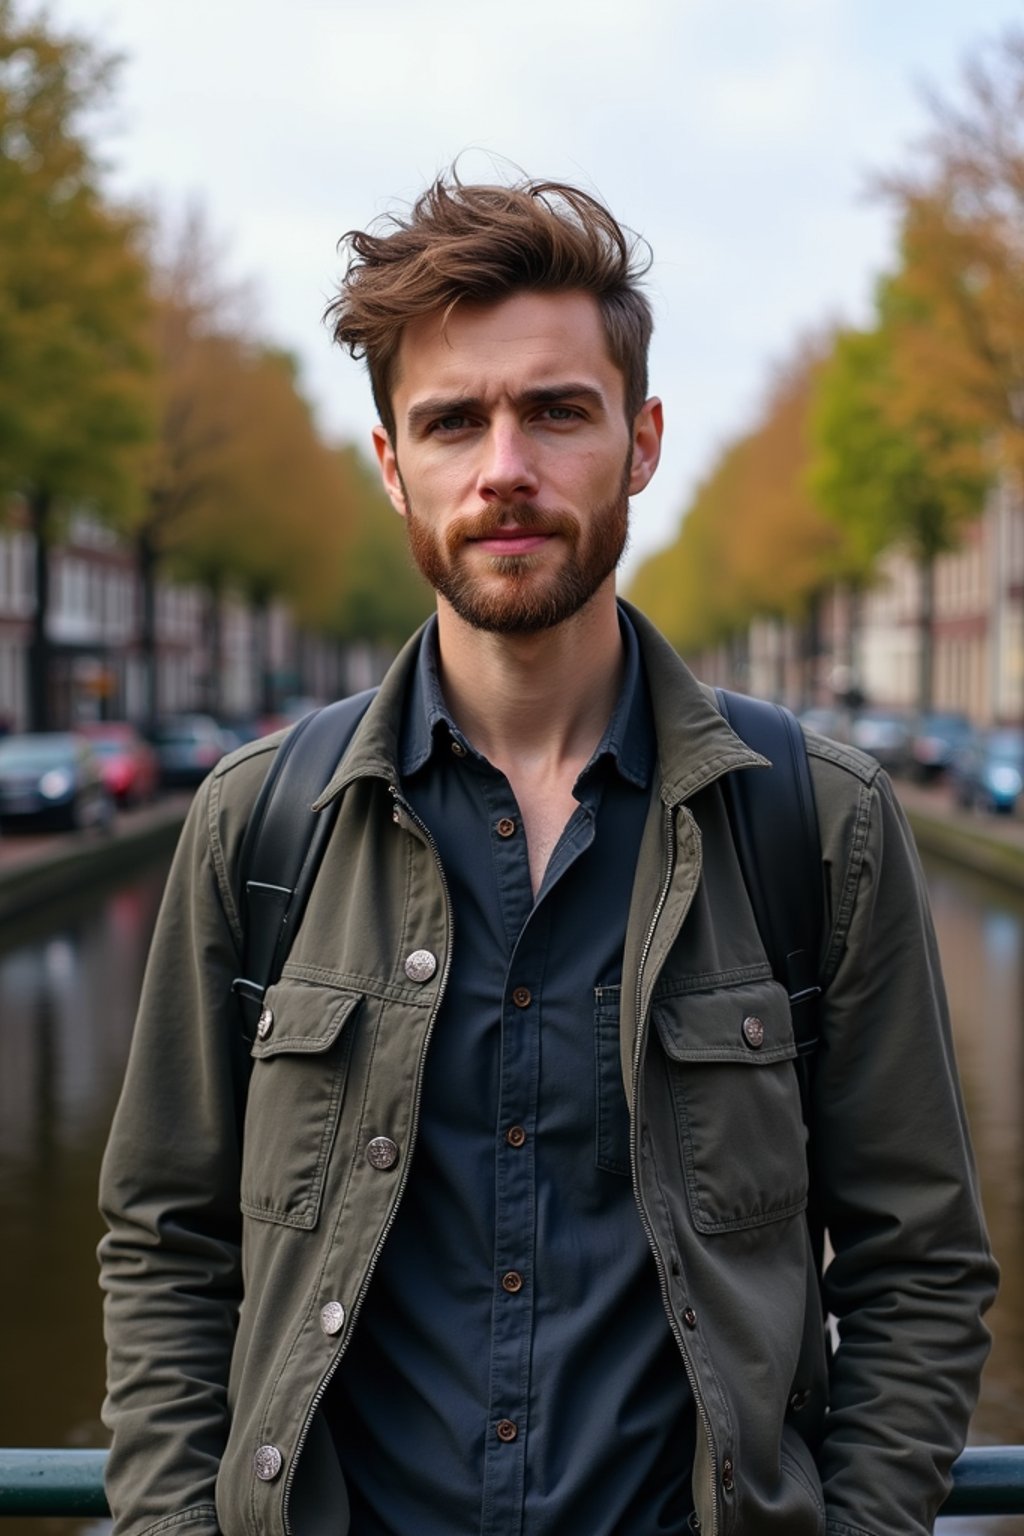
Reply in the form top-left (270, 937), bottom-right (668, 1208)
top-left (0, 799), bottom-right (189, 925)
top-left (0, 781), bottom-right (1022, 929)
top-left (897, 783), bottom-right (1024, 895)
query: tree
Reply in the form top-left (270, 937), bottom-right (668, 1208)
top-left (881, 30), bottom-right (1024, 473)
top-left (629, 340), bottom-right (846, 695)
top-left (162, 344), bottom-right (356, 714)
top-left (811, 277), bottom-right (991, 714)
top-left (326, 447), bottom-right (432, 647)
top-left (0, 2), bottom-right (154, 728)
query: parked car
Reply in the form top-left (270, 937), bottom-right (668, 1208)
top-left (151, 714), bottom-right (232, 788)
top-left (0, 732), bottom-right (115, 831)
top-left (950, 729), bottom-right (1024, 815)
top-left (850, 708), bottom-right (914, 774)
top-left (79, 721), bottom-right (160, 806)
top-left (909, 711), bottom-right (974, 782)
top-left (798, 707), bottom-right (847, 744)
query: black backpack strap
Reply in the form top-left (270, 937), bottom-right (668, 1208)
top-left (714, 688), bottom-right (823, 1054)
top-left (231, 688), bottom-right (377, 1040)
top-left (715, 688), bottom-right (827, 1275)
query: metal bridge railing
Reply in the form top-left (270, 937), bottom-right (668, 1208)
top-left (1, 1446), bottom-right (1023, 1520)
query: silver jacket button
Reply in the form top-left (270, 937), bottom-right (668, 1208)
top-left (320, 1301), bottom-right (345, 1336)
top-left (257, 1006), bottom-right (274, 1041)
top-left (366, 1136), bottom-right (400, 1170)
top-left (742, 1015), bottom-right (765, 1049)
top-left (404, 949), bottom-right (437, 983)
top-left (253, 1444), bottom-right (283, 1482)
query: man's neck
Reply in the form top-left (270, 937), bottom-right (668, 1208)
top-left (434, 585), bottom-right (624, 779)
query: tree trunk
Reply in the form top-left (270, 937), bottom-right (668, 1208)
top-left (27, 487), bottom-right (53, 732)
top-left (203, 580), bottom-right (223, 717)
top-left (136, 525), bottom-right (159, 732)
top-left (250, 592), bottom-right (274, 717)
top-left (771, 620), bottom-right (786, 702)
top-left (917, 553), bottom-right (936, 716)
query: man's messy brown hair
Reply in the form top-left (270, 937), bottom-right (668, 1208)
top-left (325, 171), bottom-right (654, 440)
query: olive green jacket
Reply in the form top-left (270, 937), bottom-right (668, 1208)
top-left (99, 604), bottom-right (996, 1536)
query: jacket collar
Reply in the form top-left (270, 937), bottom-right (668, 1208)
top-left (312, 599), bottom-right (766, 810)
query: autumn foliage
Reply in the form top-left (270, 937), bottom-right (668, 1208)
top-left (0, 3), bottom-right (430, 725)
top-left (630, 29), bottom-right (1024, 708)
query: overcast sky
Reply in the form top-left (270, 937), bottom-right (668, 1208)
top-left (50, 0), bottom-right (1024, 575)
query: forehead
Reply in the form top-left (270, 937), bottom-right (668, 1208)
top-left (391, 290), bottom-right (623, 411)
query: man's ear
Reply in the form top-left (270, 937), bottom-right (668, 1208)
top-left (628, 397), bottom-right (664, 495)
top-left (373, 425), bottom-right (408, 516)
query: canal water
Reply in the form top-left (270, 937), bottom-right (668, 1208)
top-left (0, 847), bottom-right (1021, 1534)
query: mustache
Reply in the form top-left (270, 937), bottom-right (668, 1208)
top-left (446, 504), bottom-right (578, 551)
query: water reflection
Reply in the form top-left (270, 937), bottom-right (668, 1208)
top-left (0, 863), bottom-right (169, 1490)
top-left (0, 849), bottom-right (1021, 1535)
top-left (924, 857), bottom-right (1024, 1458)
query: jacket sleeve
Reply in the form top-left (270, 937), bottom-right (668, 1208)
top-left (810, 753), bottom-right (998, 1536)
top-left (98, 759), bottom-right (262, 1536)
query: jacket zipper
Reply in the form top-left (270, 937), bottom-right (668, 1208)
top-left (630, 800), bottom-right (721, 1536)
top-left (282, 786), bottom-right (453, 1536)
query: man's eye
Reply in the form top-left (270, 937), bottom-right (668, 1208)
top-left (542, 406), bottom-right (580, 422)
top-left (431, 415), bottom-right (472, 433)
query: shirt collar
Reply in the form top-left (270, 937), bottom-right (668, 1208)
top-left (399, 605), bottom-right (653, 790)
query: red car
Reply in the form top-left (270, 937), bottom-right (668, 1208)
top-left (79, 722), bottom-right (160, 806)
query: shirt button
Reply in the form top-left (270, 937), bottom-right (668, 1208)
top-left (496, 1419), bottom-right (518, 1443)
top-left (511, 986), bottom-right (531, 1009)
top-left (501, 1270), bottom-right (524, 1294)
top-left (253, 1445), bottom-right (283, 1482)
top-left (742, 1015), bottom-right (765, 1049)
top-left (789, 1388), bottom-right (810, 1412)
top-left (404, 949), bottom-right (437, 982)
top-left (450, 739), bottom-right (467, 758)
top-left (366, 1136), bottom-right (399, 1170)
top-left (320, 1301), bottom-right (345, 1336)
top-left (505, 1125), bottom-right (527, 1148)
top-left (257, 1006), bottom-right (274, 1040)
top-left (496, 817), bottom-right (516, 838)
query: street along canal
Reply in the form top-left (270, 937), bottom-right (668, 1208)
top-left (0, 845), bottom-right (1021, 1534)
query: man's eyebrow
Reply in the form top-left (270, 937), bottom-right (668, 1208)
top-left (405, 383), bottom-right (606, 434)
top-left (517, 383), bottom-right (606, 410)
top-left (406, 396), bottom-right (482, 434)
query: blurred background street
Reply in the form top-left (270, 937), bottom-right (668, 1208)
top-left (4, 1), bottom-right (1024, 1531)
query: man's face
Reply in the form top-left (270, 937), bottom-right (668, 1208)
top-left (374, 290), bottom-right (662, 634)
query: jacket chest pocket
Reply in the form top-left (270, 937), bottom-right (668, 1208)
top-left (240, 978), bottom-right (362, 1230)
top-left (653, 979), bottom-right (807, 1234)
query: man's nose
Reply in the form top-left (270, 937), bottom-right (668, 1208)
top-left (476, 421), bottom-right (540, 502)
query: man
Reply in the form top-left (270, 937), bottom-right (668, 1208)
top-left (99, 174), bottom-right (996, 1536)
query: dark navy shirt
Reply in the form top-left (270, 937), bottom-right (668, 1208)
top-left (327, 610), bottom-right (695, 1535)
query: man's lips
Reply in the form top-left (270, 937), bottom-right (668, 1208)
top-left (469, 528), bottom-right (554, 555)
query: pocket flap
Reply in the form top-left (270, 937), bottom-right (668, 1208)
top-left (251, 979), bottom-right (362, 1059)
top-left (654, 979), bottom-right (795, 1064)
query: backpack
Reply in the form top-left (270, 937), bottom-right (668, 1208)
top-left (230, 683), bottom-right (827, 1272)
top-left (232, 685), bottom-right (825, 1067)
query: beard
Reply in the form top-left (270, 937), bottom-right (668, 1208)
top-left (402, 462), bottom-right (632, 636)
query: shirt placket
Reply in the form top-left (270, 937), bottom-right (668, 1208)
top-left (480, 790), bottom-right (542, 1536)
top-left (480, 789), bottom-right (598, 1536)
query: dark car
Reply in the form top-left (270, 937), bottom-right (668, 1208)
top-left (850, 708), bottom-right (914, 775)
top-left (151, 714), bottom-right (232, 789)
top-left (798, 707), bottom-right (848, 744)
top-left (80, 721), bottom-right (160, 806)
top-left (950, 729), bottom-right (1024, 815)
top-left (909, 712), bottom-right (974, 782)
top-left (0, 732), bottom-right (115, 831)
